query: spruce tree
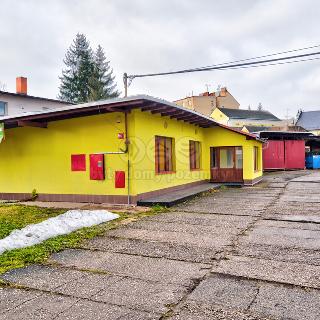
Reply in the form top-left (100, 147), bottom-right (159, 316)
top-left (59, 33), bottom-right (94, 103)
top-left (88, 45), bottom-right (120, 101)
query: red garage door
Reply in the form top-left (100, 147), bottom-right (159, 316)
top-left (285, 140), bottom-right (305, 169)
top-left (263, 140), bottom-right (285, 170)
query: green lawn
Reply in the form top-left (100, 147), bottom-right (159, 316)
top-left (0, 204), bottom-right (158, 275)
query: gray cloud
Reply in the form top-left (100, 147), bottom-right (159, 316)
top-left (1, 0), bottom-right (320, 118)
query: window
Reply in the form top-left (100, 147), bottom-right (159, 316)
top-left (189, 140), bottom-right (201, 170)
top-left (0, 101), bottom-right (7, 116)
top-left (235, 147), bottom-right (243, 169)
top-left (210, 147), bottom-right (217, 168)
top-left (254, 146), bottom-right (259, 171)
top-left (220, 148), bottom-right (234, 168)
top-left (155, 136), bottom-right (175, 173)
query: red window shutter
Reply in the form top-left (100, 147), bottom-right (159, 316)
top-left (115, 171), bottom-right (125, 188)
top-left (71, 154), bottom-right (86, 171)
top-left (90, 154), bottom-right (105, 180)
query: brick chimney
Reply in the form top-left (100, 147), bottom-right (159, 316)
top-left (16, 77), bottom-right (27, 95)
top-left (219, 87), bottom-right (227, 97)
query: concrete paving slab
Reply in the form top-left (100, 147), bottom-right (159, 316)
top-left (83, 236), bottom-right (221, 263)
top-left (142, 211), bottom-right (254, 229)
top-left (55, 269), bottom-right (187, 314)
top-left (183, 274), bottom-right (320, 320)
top-left (124, 219), bottom-right (245, 236)
top-left (267, 182), bottom-right (287, 188)
top-left (187, 274), bottom-right (258, 310)
top-left (50, 249), bottom-right (210, 286)
top-left (174, 205), bottom-right (264, 216)
top-left (266, 202), bottom-right (320, 216)
top-left (171, 301), bottom-right (273, 320)
top-left (234, 243), bottom-right (320, 266)
top-left (107, 227), bottom-right (234, 249)
top-left (55, 299), bottom-right (158, 320)
top-left (0, 287), bottom-right (41, 315)
top-left (256, 218), bottom-right (320, 231)
top-left (91, 276), bottom-right (187, 313)
top-left (251, 282), bottom-right (320, 320)
top-left (213, 255), bottom-right (320, 289)
top-left (1, 265), bottom-right (85, 291)
top-left (1, 265), bottom-right (184, 315)
top-left (2, 290), bottom-right (79, 320)
top-left (238, 224), bottom-right (320, 250)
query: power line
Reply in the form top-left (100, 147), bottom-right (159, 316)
top-left (212, 56), bottom-right (320, 71)
top-left (123, 45), bottom-right (320, 96)
top-left (199, 43), bottom-right (320, 69)
top-left (129, 50), bottom-right (320, 79)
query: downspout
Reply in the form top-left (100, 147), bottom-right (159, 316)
top-left (124, 112), bottom-right (130, 205)
top-left (93, 111), bottom-right (131, 205)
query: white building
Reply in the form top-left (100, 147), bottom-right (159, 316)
top-left (0, 77), bottom-right (70, 117)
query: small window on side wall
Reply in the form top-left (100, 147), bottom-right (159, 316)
top-left (0, 101), bottom-right (7, 116)
top-left (155, 136), bottom-right (175, 173)
top-left (254, 146), bottom-right (259, 171)
top-left (71, 154), bottom-right (86, 171)
top-left (189, 140), bottom-right (201, 170)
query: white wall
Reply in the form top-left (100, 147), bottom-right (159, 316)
top-left (0, 92), bottom-right (70, 116)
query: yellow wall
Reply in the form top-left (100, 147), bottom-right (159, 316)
top-left (202, 127), bottom-right (263, 181)
top-left (0, 109), bottom-right (263, 198)
top-left (310, 130), bottom-right (320, 136)
top-left (0, 113), bottom-right (129, 196)
top-left (130, 109), bottom-right (207, 195)
top-left (210, 108), bottom-right (229, 125)
top-left (228, 119), bottom-right (282, 127)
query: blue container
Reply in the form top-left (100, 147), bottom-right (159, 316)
top-left (306, 154), bottom-right (320, 169)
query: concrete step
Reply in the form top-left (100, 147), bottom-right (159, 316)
top-left (137, 183), bottom-right (221, 207)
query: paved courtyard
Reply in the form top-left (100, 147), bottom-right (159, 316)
top-left (1, 170), bottom-right (320, 319)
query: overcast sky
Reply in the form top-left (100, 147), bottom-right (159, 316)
top-left (1, 0), bottom-right (320, 118)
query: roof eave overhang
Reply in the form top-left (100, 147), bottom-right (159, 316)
top-left (1, 97), bottom-right (218, 129)
top-left (1, 95), bottom-right (262, 141)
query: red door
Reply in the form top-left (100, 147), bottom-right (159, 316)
top-left (284, 140), bottom-right (305, 169)
top-left (90, 154), bottom-right (105, 180)
top-left (210, 147), bottom-right (243, 183)
top-left (263, 140), bottom-right (285, 170)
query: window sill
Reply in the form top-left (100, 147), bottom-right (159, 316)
top-left (190, 168), bottom-right (202, 171)
top-left (155, 171), bottom-right (176, 175)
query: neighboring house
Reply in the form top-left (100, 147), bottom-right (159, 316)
top-left (296, 110), bottom-right (320, 135)
top-left (174, 87), bottom-right (240, 117)
top-left (0, 77), bottom-right (70, 117)
top-left (0, 95), bottom-right (263, 204)
top-left (211, 107), bottom-right (282, 128)
top-left (241, 123), bottom-right (306, 134)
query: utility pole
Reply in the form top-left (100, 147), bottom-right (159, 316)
top-left (123, 73), bottom-right (128, 97)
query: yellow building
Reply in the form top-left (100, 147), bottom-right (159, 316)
top-left (211, 107), bottom-right (282, 129)
top-left (0, 96), bottom-right (263, 204)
